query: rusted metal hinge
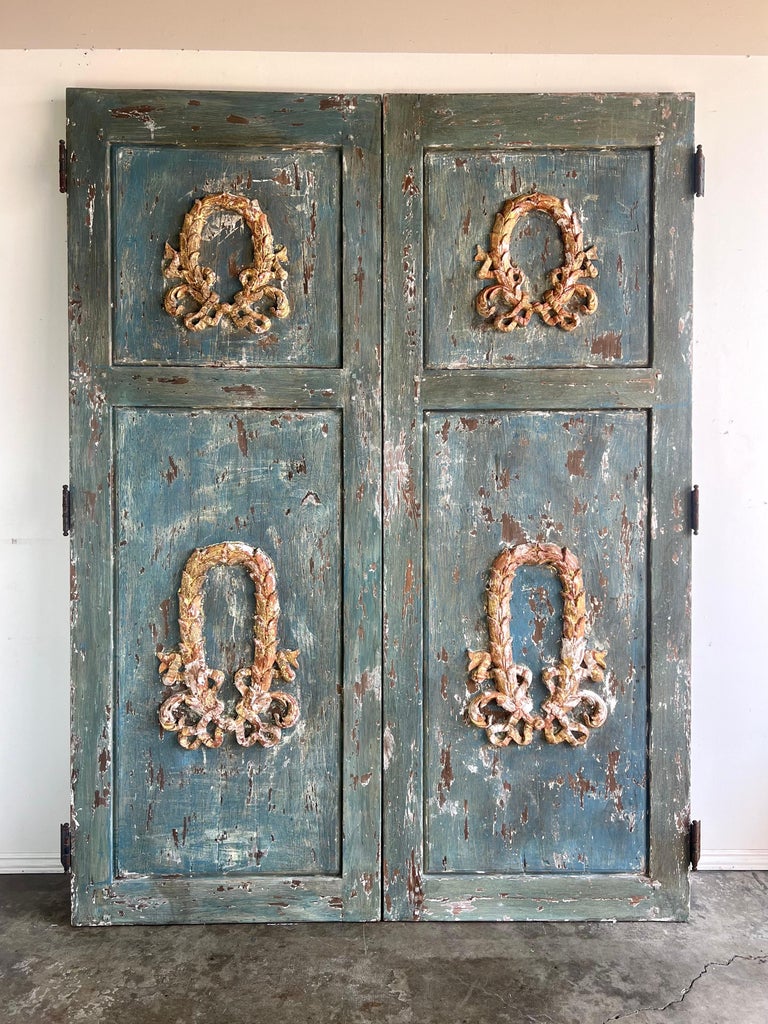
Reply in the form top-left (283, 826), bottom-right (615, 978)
top-left (690, 484), bottom-right (700, 535)
top-left (60, 822), bottom-right (71, 873)
top-left (62, 484), bottom-right (72, 536)
top-left (694, 145), bottom-right (705, 198)
top-left (689, 819), bottom-right (701, 871)
top-left (58, 140), bottom-right (68, 194)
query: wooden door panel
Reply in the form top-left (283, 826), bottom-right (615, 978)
top-left (68, 90), bottom-right (381, 924)
top-left (384, 93), bottom-right (693, 921)
top-left (425, 148), bottom-right (651, 368)
top-left (69, 89), bottom-right (691, 925)
top-left (424, 410), bottom-right (647, 875)
top-left (115, 409), bottom-right (342, 877)
top-left (113, 145), bottom-right (341, 367)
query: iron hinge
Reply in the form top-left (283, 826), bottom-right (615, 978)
top-left (59, 140), bottom-right (68, 194)
top-left (60, 822), bottom-right (71, 873)
top-left (690, 484), bottom-right (700, 535)
top-left (694, 145), bottom-right (705, 198)
top-left (689, 819), bottom-right (701, 871)
top-left (62, 484), bottom-right (72, 537)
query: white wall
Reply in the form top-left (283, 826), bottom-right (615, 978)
top-left (1, 50), bottom-right (766, 872)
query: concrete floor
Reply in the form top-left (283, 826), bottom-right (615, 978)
top-left (0, 873), bottom-right (766, 1023)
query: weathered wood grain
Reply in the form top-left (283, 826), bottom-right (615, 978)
top-left (425, 148), bottom-right (651, 367)
top-left (382, 95), bottom-right (427, 921)
top-left (383, 93), bottom-right (693, 921)
top-left (116, 410), bottom-right (341, 877)
top-left (107, 366), bottom-right (343, 408)
top-left (425, 411), bottom-right (647, 874)
top-left (68, 90), bottom-right (382, 924)
top-left (422, 368), bottom-right (660, 409)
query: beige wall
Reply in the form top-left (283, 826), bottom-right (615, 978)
top-left (1, 0), bottom-right (766, 54)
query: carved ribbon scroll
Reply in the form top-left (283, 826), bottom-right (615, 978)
top-left (475, 192), bottom-right (598, 332)
top-left (467, 543), bottom-right (608, 747)
top-left (158, 542), bottom-right (299, 750)
top-left (163, 192), bottom-right (290, 334)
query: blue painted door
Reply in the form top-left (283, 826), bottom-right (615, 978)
top-left (383, 94), bottom-right (693, 920)
top-left (68, 91), bottom-right (381, 923)
top-left (69, 91), bottom-right (693, 924)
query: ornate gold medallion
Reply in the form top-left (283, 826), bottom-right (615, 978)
top-left (475, 192), bottom-right (598, 332)
top-left (467, 543), bottom-right (608, 747)
top-left (158, 542), bottom-right (299, 750)
top-left (163, 192), bottom-right (290, 334)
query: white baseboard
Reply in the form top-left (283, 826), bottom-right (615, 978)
top-left (0, 854), bottom-right (63, 873)
top-left (2, 851), bottom-right (767, 874)
top-left (697, 850), bottom-right (768, 871)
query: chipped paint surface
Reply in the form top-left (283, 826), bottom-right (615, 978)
top-left (69, 89), bottom-right (691, 924)
top-left (112, 145), bottom-right (341, 367)
top-left (382, 92), bottom-right (692, 921)
top-left (425, 411), bottom-right (647, 875)
top-left (115, 410), bottom-right (341, 878)
top-left (68, 90), bottom-right (382, 924)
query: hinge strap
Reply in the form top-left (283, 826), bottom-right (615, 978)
top-left (689, 819), bottom-right (701, 871)
top-left (59, 140), bottom-right (68, 194)
top-left (694, 145), bottom-right (705, 198)
top-left (60, 822), bottom-right (71, 873)
top-left (690, 484), bottom-right (700, 535)
top-left (62, 484), bottom-right (72, 537)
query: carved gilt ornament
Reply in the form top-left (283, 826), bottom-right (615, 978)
top-left (467, 543), bottom-right (608, 747)
top-left (475, 192), bottom-right (598, 332)
top-left (163, 192), bottom-right (290, 334)
top-left (158, 542), bottom-right (299, 750)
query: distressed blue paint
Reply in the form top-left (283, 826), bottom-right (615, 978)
top-left (383, 93), bottom-right (693, 922)
top-left (68, 89), bottom-right (382, 924)
top-left (425, 149), bottom-right (651, 368)
top-left (425, 411), bottom-right (648, 874)
top-left (113, 145), bottom-right (342, 367)
top-left (115, 410), bottom-right (341, 877)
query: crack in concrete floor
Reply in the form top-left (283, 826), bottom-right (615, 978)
top-left (602, 954), bottom-right (768, 1024)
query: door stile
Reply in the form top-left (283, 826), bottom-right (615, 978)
top-left (645, 96), bottom-right (694, 918)
top-left (68, 88), bottom-right (116, 919)
top-left (339, 113), bottom-right (383, 919)
top-left (382, 96), bottom-right (428, 920)
top-left (68, 91), bottom-right (382, 923)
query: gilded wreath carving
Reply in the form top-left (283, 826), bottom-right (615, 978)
top-left (163, 192), bottom-right (290, 334)
top-left (158, 542), bottom-right (299, 750)
top-left (467, 543), bottom-right (608, 747)
top-left (475, 192), bottom-right (598, 332)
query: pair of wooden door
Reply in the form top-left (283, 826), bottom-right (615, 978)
top-left (67, 90), bottom-right (693, 924)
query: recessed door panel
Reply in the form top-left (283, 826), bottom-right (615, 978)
top-left (424, 410), bottom-right (648, 875)
top-left (113, 146), bottom-right (342, 367)
top-left (115, 409), bottom-right (341, 877)
top-left (425, 148), bottom-right (651, 368)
